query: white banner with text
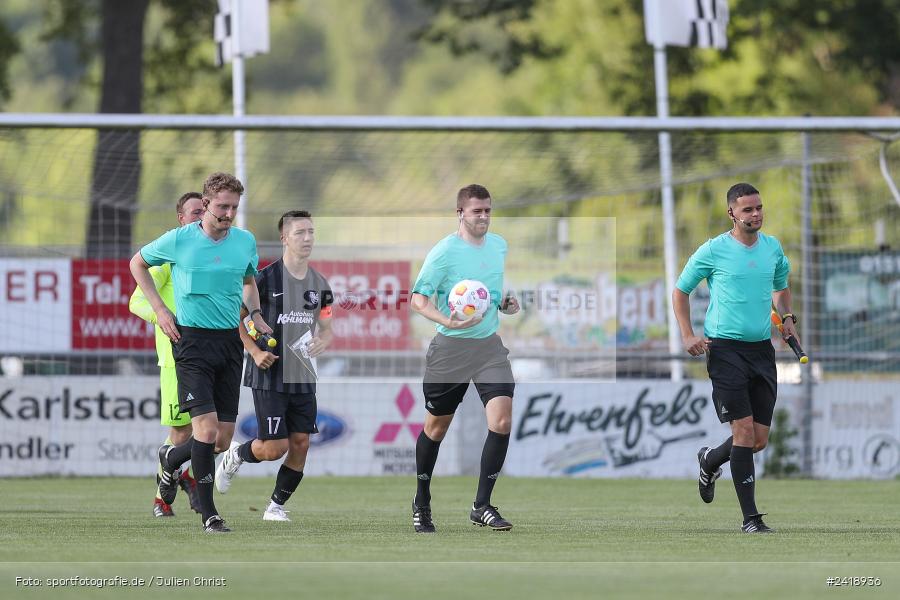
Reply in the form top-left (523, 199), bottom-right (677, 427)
top-left (1, 377), bottom-right (896, 479)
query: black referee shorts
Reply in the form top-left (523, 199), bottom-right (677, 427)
top-left (706, 338), bottom-right (777, 427)
top-left (422, 333), bottom-right (515, 416)
top-left (172, 325), bottom-right (243, 422)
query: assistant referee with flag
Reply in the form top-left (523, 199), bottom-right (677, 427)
top-left (672, 183), bottom-right (800, 533)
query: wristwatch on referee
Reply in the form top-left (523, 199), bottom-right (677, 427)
top-left (250, 308), bottom-right (262, 319)
top-left (781, 313), bottom-right (797, 325)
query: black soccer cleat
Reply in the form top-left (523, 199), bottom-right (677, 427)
top-left (152, 498), bottom-right (174, 517)
top-left (697, 447), bottom-right (722, 504)
top-left (157, 444), bottom-right (181, 505)
top-left (412, 500), bottom-right (436, 533)
top-left (470, 504), bottom-right (512, 531)
top-left (741, 514), bottom-right (774, 533)
top-left (203, 515), bottom-right (232, 533)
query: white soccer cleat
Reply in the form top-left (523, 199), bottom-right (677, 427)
top-left (215, 440), bottom-right (243, 494)
top-left (263, 501), bottom-right (291, 522)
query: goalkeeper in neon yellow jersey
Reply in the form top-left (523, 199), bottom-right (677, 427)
top-left (129, 192), bottom-right (205, 518)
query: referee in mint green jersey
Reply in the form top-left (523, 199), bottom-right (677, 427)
top-left (673, 182), bottom-right (800, 534)
top-left (409, 184), bottom-right (520, 534)
top-left (130, 172), bottom-right (272, 534)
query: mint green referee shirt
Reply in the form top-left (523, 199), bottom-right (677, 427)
top-left (140, 222), bottom-right (258, 329)
top-left (676, 231), bottom-right (790, 342)
top-left (413, 232), bottom-right (507, 339)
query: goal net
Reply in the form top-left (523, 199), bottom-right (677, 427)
top-left (0, 124), bottom-right (897, 478)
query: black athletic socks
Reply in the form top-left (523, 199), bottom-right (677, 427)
top-left (167, 438), bottom-right (194, 470)
top-left (414, 431), bottom-right (441, 507)
top-left (191, 440), bottom-right (218, 522)
top-left (730, 445), bottom-right (759, 520)
top-left (271, 465), bottom-right (304, 505)
top-left (474, 430), bottom-right (510, 509)
top-left (705, 436), bottom-right (733, 471)
top-left (238, 440), bottom-right (261, 463)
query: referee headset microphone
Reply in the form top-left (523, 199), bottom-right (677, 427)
top-left (729, 208), bottom-right (751, 227)
top-left (206, 208), bottom-right (230, 223)
top-left (203, 198), bottom-right (231, 223)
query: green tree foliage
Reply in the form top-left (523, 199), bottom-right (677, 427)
top-left (414, 0), bottom-right (561, 74)
top-left (415, 0), bottom-right (899, 116)
top-left (411, 0), bottom-right (899, 277)
top-left (38, 0), bottom-right (227, 112)
top-left (0, 0), bottom-right (897, 255)
top-left (729, 0), bottom-right (900, 112)
top-left (8, 0), bottom-right (228, 256)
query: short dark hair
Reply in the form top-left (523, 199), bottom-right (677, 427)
top-left (202, 172), bottom-right (244, 199)
top-left (457, 184), bottom-right (491, 211)
top-left (726, 183), bottom-right (760, 206)
top-left (175, 192), bottom-right (202, 214)
top-left (278, 210), bottom-right (313, 233)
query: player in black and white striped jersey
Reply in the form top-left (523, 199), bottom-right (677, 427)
top-left (215, 210), bottom-right (333, 522)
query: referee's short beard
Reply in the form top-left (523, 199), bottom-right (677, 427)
top-left (734, 217), bottom-right (761, 232)
top-left (745, 219), bottom-right (762, 232)
top-left (462, 220), bottom-right (489, 238)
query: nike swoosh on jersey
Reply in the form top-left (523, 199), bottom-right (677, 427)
top-left (273, 292), bottom-right (284, 297)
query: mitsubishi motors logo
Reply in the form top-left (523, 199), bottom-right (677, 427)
top-left (374, 385), bottom-right (424, 443)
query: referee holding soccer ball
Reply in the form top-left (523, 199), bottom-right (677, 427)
top-left (409, 184), bottom-right (520, 534)
top-left (672, 183), bottom-right (800, 534)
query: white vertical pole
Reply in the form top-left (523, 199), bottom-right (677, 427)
top-left (232, 0), bottom-right (248, 229)
top-left (653, 4), bottom-right (684, 381)
top-left (800, 131), bottom-right (814, 475)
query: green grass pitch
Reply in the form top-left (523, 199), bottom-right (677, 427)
top-left (1, 476), bottom-right (898, 599)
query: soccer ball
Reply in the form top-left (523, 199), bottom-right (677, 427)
top-left (447, 279), bottom-right (491, 319)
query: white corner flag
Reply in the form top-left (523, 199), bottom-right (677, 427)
top-left (214, 0), bottom-right (270, 66)
top-left (644, 0), bottom-right (729, 49)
